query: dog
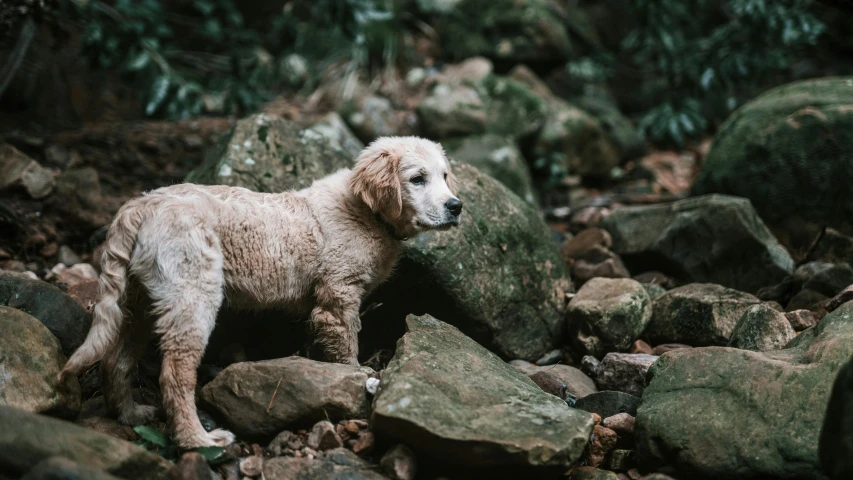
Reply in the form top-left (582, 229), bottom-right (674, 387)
top-left (58, 136), bottom-right (462, 448)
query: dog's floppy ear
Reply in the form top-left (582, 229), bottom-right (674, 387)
top-left (446, 166), bottom-right (459, 195)
top-left (350, 139), bottom-right (403, 219)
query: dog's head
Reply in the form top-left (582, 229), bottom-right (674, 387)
top-left (350, 136), bottom-right (462, 238)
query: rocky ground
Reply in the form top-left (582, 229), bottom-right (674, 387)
top-left (2, 31), bottom-right (853, 480)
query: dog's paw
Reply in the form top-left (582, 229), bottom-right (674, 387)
top-left (206, 429), bottom-right (236, 447)
top-left (118, 404), bottom-right (159, 426)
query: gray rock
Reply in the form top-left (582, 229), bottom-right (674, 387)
top-left (0, 143), bottom-right (56, 199)
top-left (0, 271), bottom-right (92, 356)
top-left (200, 356), bottom-right (374, 438)
top-left (574, 391), bottom-right (642, 419)
top-left (343, 95), bottom-right (417, 142)
top-left (567, 278), bottom-right (652, 357)
top-left (307, 112), bottom-right (364, 159)
top-left (417, 74), bottom-right (547, 140)
top-left (595, 353), bottom-right (658, 397)
top-left (444, 134), bottom-right (536, 204)
top-left (637, 301), bottom-right (853, 479)
top-left (605, 449), bottom-right (635, 472)
top-left (646, 283), bottom-right (762, 346)
top-left (691, 77), bottom-right (853, 239)
top-left (509, 360), bottom-right (598, 398)
top-left (372, 315), bottom-right (594, 468)
top-left (57, 246), bottom-right (82, 267)
top-left (263, 448), bottom-right (387, 480)
top-left (602, 195), bottom-right (794, 294)
top-left (369, 163), bottom-right (571, 361)
top-left (581, 355), bottom-right (600, 378)
top-left (0, 306), bottom-right (81, 417)
top-left (0, 406), bottom-right (172, 480)
top-left (728, 304), bottom-right (796, 352)
top-left (185, 113), bottom-right (354, 192)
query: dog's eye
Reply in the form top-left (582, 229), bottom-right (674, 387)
top-left (410, 175), bottom-right (426, 185)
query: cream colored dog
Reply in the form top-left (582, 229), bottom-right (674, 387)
top-left (59, 136), bottom-right (462, 448)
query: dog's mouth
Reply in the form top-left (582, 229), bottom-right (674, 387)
top-left (416, 218), bottom-right (460, 230)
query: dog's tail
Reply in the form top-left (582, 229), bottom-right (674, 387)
top-left (58, 201), bottom-right (146, 384)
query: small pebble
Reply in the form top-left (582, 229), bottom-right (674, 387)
top-left (629, 339), bottom-right (654, 355)
top-left (602, 413), bottom-right (636, 436)
top-left (366, 377), bottom-right (380, 394)
top-left (380, 444), bottom-right (417, 480)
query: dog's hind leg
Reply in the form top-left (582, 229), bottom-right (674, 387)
top-left (102, 297), bottom-right (158, 426)
top-left (139, 222), bottom-right (234, 449)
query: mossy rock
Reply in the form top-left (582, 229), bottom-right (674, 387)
top-left (692, 77), bottom-right (853, 237)
top-left (372, 315), bottom-right (593, 470)
top-left (0, 306), bottom-right (81, 418)
top-left (366, 163), bottom-right (571, 361)
top-left (186, 113), bottom-right (354, 192)
top-left (637, 301), bottom-right (853, 479)
top-left (444, 134), bottom-right (537, 204)
top-left (416, 74), bottom-right (548, 140)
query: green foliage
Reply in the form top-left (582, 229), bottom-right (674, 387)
top-left (62, 0), bottom-right (404, 119)
top-left (132, 425), bottom-right (228, 464)
top-left (620, 0), bottom-right (826, 145)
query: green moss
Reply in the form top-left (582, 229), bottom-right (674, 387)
top-left (257, 125), bottom-right (269, 142)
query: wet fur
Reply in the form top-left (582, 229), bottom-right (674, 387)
top-left (58, 137), bottom-right (459, 448)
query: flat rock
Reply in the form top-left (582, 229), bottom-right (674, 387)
top-left (646, 283), bottom-right (761, 346)
top-left (637, 302), bottom-right (853, 479)
top-left (602, 195), bottom-right (794, 294)
top-left (0, 406), bottom-right (171, 480)
top-left (200, 356), bottom-right (374, 438)
top-left (0, 306), bottom-right (80, 417)
top-left (372, 315), bottom-right (594, 469)
top-left (21, 457), bottom-right (124, 480)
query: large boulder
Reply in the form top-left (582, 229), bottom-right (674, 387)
top-left (185, 113), bottom-right (354, 192)
top-left (366, 163), bottom-right (571, 361)
top-left (0, 306), bottom-right (81, 417)
top-left (0, 406), bottom-right (172, 480)
top-left (636, 301), bottom-right (853, 479)
top-left (691, 77), bottom-right (853, 238)
top-left (820, 354), bottom-right (853, 480)
top-left (200, 356), bottom-right (375, 438)
top-left (602, 195), bottom-right (795, 294)
top-left (0, 271), bottom-right (92, 355)
top-left (417, 0), bottom-right (572, 64)
top-left (372, 315), bottom-right (594, 470)
top-left (646, 284), bottom-right (762, 347)
top-left (566, 278), bottom-right (652, 358)
top-left (444, 134), bottom-right (536, 204)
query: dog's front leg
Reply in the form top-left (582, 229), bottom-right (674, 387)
top-left (310, 283), bottom-right (362, 365)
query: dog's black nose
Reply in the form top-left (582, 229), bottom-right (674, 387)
top-left (445, 198), bottom-right (463, 216)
